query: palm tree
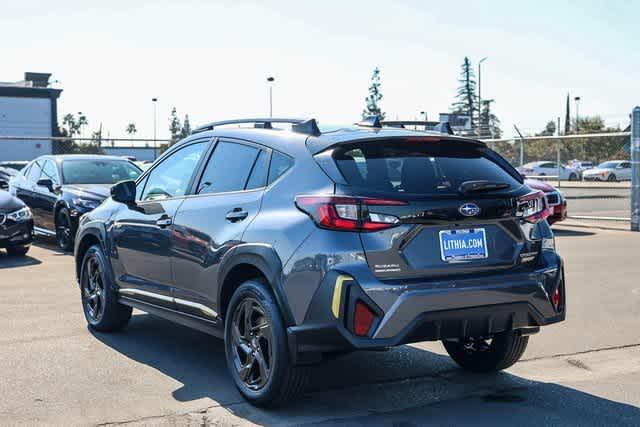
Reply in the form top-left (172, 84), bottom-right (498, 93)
top-left (125, 123), bottom-right (137, 139)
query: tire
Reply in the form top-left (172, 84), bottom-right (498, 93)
top-left (442, 331), bottom-right (529, 373)
top-left (607, 174), bottom-right (617, 182)
top-left (6, 245), bottom-right (30, 256)
top-left (224, 279), bottom-right (309, 407)
top-left (80, 244), bottom-right (132, 332)
top-left (569, 173), bottom-right (578, 181)
top-left (56, 208), bottom-right (74, 252)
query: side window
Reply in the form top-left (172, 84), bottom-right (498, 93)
top-left (245, 150), bottom-right (269, 190)
top-left (268, 152), bottom-right (294, 185)
top-left (27, 161), bottom-right (43, 184)
top-left (41, 160), bottom-right (60, 186)
top-left (197, 141), bottom-right (260, 194)
top-left (622, 162), bottom-right (631, 168)
top-left (140, 142), bottom-right (207, 201)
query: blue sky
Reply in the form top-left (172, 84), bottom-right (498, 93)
top-left (2, 0), bottom-right (637, 139)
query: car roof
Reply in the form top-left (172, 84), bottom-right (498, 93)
top-left (176, 123), bottom-right (482, 158)
top-left (34, 154), bottom-right (135, 163)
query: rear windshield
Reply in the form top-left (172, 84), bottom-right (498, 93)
top-left (331, 139), bottom-right (520, 195)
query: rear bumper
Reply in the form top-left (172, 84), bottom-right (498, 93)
top-left (288, 253), bottom-right (565, 364)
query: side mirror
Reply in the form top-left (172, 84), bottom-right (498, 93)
top-left (111, 180), bottom-right (137, 205)
top-left (37, 178), bottom-right (54, 192)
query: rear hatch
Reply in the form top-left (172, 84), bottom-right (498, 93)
top-left (317, 137), bottom-right (544, 280)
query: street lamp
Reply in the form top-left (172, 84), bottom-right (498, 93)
top-left (152, 98), bottom-right (158, 159)
top-left (267, 76), bottom-right (274, 117)
top-left (477, 57), bottom-right (488, 139)
top-left (574, 96), bottom-right (581, 133)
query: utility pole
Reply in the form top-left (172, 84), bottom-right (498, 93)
top-left (556, 117), bottom-right (561, 188)
top-left (477, 57), bottom-right (488, 139)
top-left (574, 96), bottom-right (581, 133)
top-left (152, 98), bottom-right (158, 160)
top-left (267, 76), bottom-right (274, 117)
top-left (631, 106), bottom-right (640, 231)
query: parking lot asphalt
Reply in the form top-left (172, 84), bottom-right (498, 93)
top-left (1, 227), bottom-right (639, 426)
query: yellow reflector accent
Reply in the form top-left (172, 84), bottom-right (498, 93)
top-left (332, 275), bottom-right (351, 318)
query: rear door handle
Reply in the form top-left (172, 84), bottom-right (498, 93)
top-left (156, 216), bottom-right (172, 227)
top-left (225, 209), bottom-right (248, 222)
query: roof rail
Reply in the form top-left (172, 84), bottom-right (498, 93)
top-left (381, 120), bottom-right (454, 135)
top-left (381, 120), bottom-right (439, 129)
top-left (356, 115), bottom-right (382, 128)
top-left (192, 118), bottom-right (319, 135)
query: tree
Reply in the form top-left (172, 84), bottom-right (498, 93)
top-left (169, 107), bottom-right (182, 145)
top-left (362, 67), bottom-right (385, 119)
top-left (126, 123), bottom-right (137, 138)
top-left (536, 120), bottom-right (557, 137)
top-left (564, 93), bottom-right (571, 135)
top-left (479, 100), bottom-right (502, 139)
top-left (180, 114), bottom-right (191, 139)
top-left (451, 57), bottom-right (478, 133)
top-left (54, 113), bottom-right (89, 154)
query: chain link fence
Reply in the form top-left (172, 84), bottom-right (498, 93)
top-left (484, 131), bottom-right (633, 224)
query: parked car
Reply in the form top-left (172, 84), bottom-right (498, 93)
top-left (582, 160), bottom-right (632, 182)
top-left (517, 161), bottom-right (579, 181)
top-left (0, 161), bottom-right (28, 190)
top-left (525, 179), bottom-right (566, 225)
top-left (9, 155), bottom-right (142, 251)
top-left (0, 167), bottom-right (18, 190)
top-left (74, 118), bottom-right (565, 406)
top-left (0, 190), bottom-right (33, 256)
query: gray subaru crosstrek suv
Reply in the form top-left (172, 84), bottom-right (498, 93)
top-left (74, 117), bottom-right (565, 406)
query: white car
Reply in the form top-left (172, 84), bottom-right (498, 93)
top-left (582, 160), bottom-right (632, 182)
top-left (517, 161), bottom-right (580, 181)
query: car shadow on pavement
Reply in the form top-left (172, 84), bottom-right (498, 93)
top-left (553, 227), bottom-right (596, 237)
top-left (91, 313), bottom-right (640, 426)
top-left (0, 251), bottom-right (41, 268)
top-left (33, 239), bottom-right (70, 256)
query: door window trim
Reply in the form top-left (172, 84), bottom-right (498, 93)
top-left (135, 137), bottom-right (213, 203)
top-left (189, 137), bottom-right (273, 197)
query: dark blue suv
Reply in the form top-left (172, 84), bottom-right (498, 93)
top-left (74, 117), bottom-right (565, 406)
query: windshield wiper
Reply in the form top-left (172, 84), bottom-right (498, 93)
top-left (458, 180), bottom-right (510, 194)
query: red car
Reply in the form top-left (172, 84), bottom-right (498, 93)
top-left (525, 179), bottom-right (567, 224)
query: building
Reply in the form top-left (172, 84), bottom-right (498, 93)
top-left (0, 72), bottom-right (62, 161)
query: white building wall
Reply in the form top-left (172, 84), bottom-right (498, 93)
top-left (0, 96), bottom-right (52, 161)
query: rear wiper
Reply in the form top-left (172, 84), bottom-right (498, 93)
top-left (458, 180), bottom-right (510, 194)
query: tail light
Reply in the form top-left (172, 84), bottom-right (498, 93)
top-left (516, 190), bottom-right (549, 223)
top-left (295, 195), bottom-right (406, 232)
top-left (551, 287), bottom-right (561, 310)
top-left (354, 300), bottom-right (376, 336)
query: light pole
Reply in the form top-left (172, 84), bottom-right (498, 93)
top-left (574, 96), bottom-right (581, 133)
top-left (477, 57), bottom-right (488, 139)
top-left (267, 76), bottom-right (274, 117)
top-left (420, 111), bottom-right (428, 130)
top-left (152, 98), bottom-right (158, 159)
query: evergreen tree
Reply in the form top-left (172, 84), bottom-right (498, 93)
top-left (180, 114), bottom-right (191, 139)
top-left (479, 100), bottom-right (502, 139)
top-left (362, 67), bottom-right (385, 119)
top-left (169, 107), bottom-right (182, 145)
top-left (451, 57), bottom-right (478, 133)
top-left (564, 93), bottom-right (571, 135)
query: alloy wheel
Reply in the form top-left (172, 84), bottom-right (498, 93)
top-left (82, 255), bottom-right (106, 323)
top-left (230, 298), bottom-right (274, 390)
top-left (56, 213), bottom-right (72, 250)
